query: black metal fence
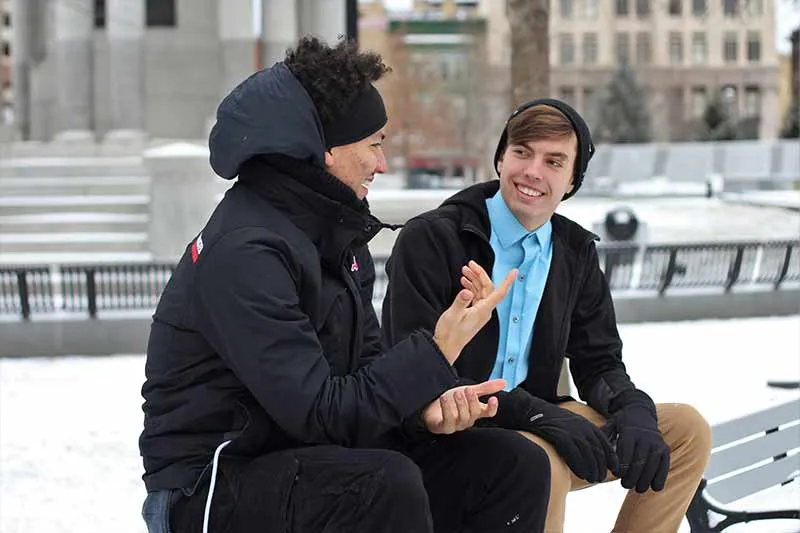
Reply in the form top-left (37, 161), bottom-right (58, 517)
top-left (1, 240), bottom-right (797, 320)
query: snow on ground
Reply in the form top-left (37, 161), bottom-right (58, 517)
top-left (1, 316), bottom-right (798, 533)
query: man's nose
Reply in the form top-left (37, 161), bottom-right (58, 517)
top-left (376, 150), bottom-right (388, 173)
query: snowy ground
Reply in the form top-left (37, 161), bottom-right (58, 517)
top-left (1, 316), bottom-right (799, 533)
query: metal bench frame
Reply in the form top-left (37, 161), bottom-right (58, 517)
top-left (686, 398), bottom-right (800, 532)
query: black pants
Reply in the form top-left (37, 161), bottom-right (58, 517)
top-left (170, 427), bottom-right (550, 533)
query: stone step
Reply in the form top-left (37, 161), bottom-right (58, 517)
top-left (0, 176), bottom-right (150, 196)
top-left (0, 156), bottom-right (146, 178)
top-left (0, 195), bottom-right (150, 215)
top-left (0, 213), bottom-right (148, 234)
top-left (0, 232), bottom-right (150, 254)
top-left (0, 251), bottom-right (153, 266)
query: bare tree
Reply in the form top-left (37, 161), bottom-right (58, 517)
top-left (508, 0), bottom-right (550, 107)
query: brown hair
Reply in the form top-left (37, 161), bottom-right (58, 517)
top-left (506, 104), bottom-right (575, 149)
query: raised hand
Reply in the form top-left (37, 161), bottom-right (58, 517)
top-left (422, 378), bottom-right (507, 435)
top-left (433, 261), bottom-right (517, 365)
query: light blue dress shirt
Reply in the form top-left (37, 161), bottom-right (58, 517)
top-left (485, 191), bottom-right (553, 390)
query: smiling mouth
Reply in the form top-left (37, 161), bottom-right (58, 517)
top-left (516, 183), bottom-right (544, 198)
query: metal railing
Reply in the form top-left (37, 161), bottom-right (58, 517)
top-left (1, 240), bottom-right (797, 320)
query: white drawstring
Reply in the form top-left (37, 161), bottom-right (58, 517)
top-left (202, 439), bottom-right (232, 533)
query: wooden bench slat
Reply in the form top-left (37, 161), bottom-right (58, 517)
top-left (705, 453), bottom-right (800, 504)
top-left (712, 400), bottom-right (800, 447)
top-left (706, 424), bottom-right (800, 479)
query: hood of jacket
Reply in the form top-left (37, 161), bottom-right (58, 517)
top-left (209, 62), bottom-right (326, 179)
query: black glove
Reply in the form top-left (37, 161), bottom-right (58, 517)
top-left (490, 388), bottom-right (619, 484)
top-left (602, 389), bottom-right (670, 493)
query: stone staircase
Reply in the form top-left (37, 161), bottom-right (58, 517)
top-left (0, 156), bottom-right (152, 264)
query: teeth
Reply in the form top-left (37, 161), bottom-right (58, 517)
top-left (517, 184), bottom-right (543, 197)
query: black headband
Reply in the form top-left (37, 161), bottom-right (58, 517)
top-left (323, 85), bottom-right (387, 149)
top-left (494, 98), bottom-right (595, 200)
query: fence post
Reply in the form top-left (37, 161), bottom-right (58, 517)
top-left (86, 269), bottom-right (97, 319)
top-left (725, 246), bottom-right (744, 293)
top-left (774, 244), bottom-right (793, 290)
top-left (16, 270), bottom-right (30, 320)
top-left (659, 249), bottom-right (678, 295)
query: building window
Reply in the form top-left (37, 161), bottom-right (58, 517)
top-left (584, 0), bottom-right (599, 19)
top-left (2, 12), bottom-right (10, 27)
top-left (559, 86), bottom-right (576, 107)
top-left (744, 85), bottom-right (760, 116)
top-left (722, 85), bottom-right (738, 116)
top-left (616, 32), bottom-right (630, 64)
top-left (2, 42), bottom-right (9, 57)
top-left (560, 0), bottom-right (574, 18)
top-left (723, 32), bottom-right (738, 63)
top-left (669, 32), bottom-right (683, 64)
top-left (635, 32), bottom-right (651, 64)
top-left (747, 31), bottom-right (761, 62)
top-left (722, 0), bottom-right (739, 17)
top-left (692, 0), bottom-right (707, 15)
top-left (668, 0), bottom-right (682, 15)
top-left (146, 0), bottom-right (177, 27)
top-left (583, 87), bottom-right (597, 124)
top-left (691, 87), bottom-right (707, 118)
top-left (94, 0), bottom-right (106, 29)
top-left (636, 0), bottom-right (651, 17)
top-left (616, 0), bottom-right (629, 16)
top-left (560, 34), bottom-right (575, 65)
top-left (692, 32), bottom-right (707, 63)
top-left (744, 0), bottom-right (762, 15)
top-left (583, 33), bottom-right (598, 64)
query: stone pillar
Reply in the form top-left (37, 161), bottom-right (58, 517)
top-left (11, 0), bottom-right (32, 139)
top-left (219, 0), bottom-right (257, 95)
top-left (262, 0), bottom-right (299, 68)
top-left (145, 143), bottom-right (221, 261)
top-left (53, 0), bottom-right (94, 139)
top-left (105, 0), bottom-right (145, 140)
top-left (298, 0), bottom-right (345, 44)
top-left (760, 86), bottom-right (780, 139)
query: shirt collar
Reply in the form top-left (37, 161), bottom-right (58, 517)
top-left (486, 189), bottom-right (553, 251)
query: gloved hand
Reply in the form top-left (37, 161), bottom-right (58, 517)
top-left (490, 388), bottom-right (618, 484)
top-left (602, 389), bottom-right (670, 493)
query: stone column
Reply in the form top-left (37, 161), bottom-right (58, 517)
top-left (53, 0), bottom-right (94, 139)
top-left (262, 0), bottom-right (298, 68)
top-left (219, 0), bottom-right (256, 95)
top-left (105, 0), bottom-right (145, 141)
top-left (298, 0), bottom-right (345, 44)
top-left (145, 143), bottom-right (221, 262)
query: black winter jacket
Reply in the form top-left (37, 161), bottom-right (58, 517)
top-left (382, 181), bottom-right (642, 423)
top-left (139, 64), bottom-right (457, 492)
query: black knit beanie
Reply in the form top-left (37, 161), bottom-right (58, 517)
top-left (323, 84), bottom-right (388, 148)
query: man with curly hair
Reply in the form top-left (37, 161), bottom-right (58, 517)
top-left (139, 36), bottom-right (552, 533)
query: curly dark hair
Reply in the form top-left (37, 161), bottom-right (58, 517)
top-left (284, 35), bottom-right (391, 125)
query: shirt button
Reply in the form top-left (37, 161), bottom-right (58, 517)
top-left (508, 357), bottom-right (515, 364)
top-left (512, 316), bottom-right (519, 323)
top-left (519, 274), bottom-right (526, 281)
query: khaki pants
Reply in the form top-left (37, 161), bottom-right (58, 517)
top-left (519, 402), bottom-right (712, 533)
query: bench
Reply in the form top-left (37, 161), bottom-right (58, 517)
top-left (686, 398), bottom-right (800, 532)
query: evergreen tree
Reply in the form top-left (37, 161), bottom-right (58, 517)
top-left (780, 99), bottom-right (799, 139)
top-left (702, 92), bottom-right (738, 140)
top-left (593, 62), bottom-right (652, 143)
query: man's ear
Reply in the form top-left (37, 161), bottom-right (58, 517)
top-left (324, 150), bottom-right (335, 168)
top-left (496, 156), bottom-right (504, 175)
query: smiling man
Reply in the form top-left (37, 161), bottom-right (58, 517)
top-left (382, 99), bottom-right (712, 533)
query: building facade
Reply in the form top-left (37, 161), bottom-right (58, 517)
top-left (11, 0), bottom-right (347, 142)
top-left (480, 0), bottom-right (781, 141)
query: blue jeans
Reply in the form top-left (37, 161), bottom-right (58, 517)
top-left (142, 490), bottom-right (174, 533)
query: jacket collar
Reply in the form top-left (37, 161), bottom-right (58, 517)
top-left (439, 181), bottom-right (598, 250)
top-left (238, 155), bottom-right (383, 268)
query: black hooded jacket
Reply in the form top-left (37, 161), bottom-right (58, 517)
top-left (139, 63), bottom-right (457, 492)
top-left (382, 181), bottom-right (641, 424)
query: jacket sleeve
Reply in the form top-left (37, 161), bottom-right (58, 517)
top-left (193, 229), bottom-right (458, 447)
top-left (567, 243), bottom-right (638, 417)
top-left (381, 218), bottom-right (455, 349)
top-left (354, 246), bottom-right (383, 367)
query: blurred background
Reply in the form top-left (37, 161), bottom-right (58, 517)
top-left (0, 1), bottom-right (798, 532)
